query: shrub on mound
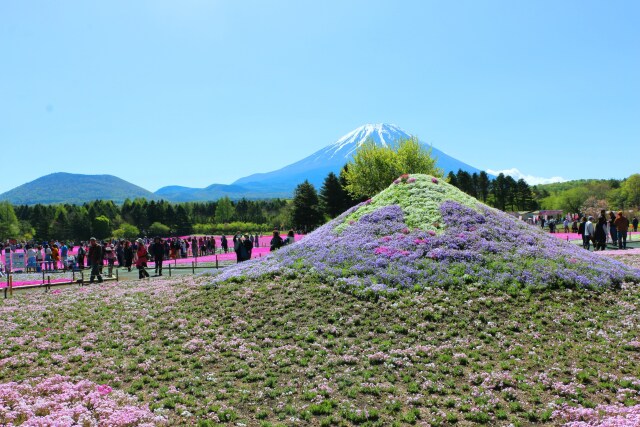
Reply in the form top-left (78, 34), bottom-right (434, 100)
top-left (212, 175), bottom-right (640, 293)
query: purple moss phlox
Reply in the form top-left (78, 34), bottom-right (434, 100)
top-left (212, 200), bottom-right (640, 293)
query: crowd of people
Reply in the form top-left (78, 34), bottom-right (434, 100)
top-left (1, 231), bottom-right (299, 280)
top-left (576, 211), bottom-right (636, 251)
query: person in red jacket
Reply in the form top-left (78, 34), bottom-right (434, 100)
top-left (613, 211), bottom-right (630, 249)
top-left (135, 238), bottom-right (150, 279)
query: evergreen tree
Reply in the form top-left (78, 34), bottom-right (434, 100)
top-left (30, 204), bottom-right (52, 240)
top-left (339, 165), bottom-right (361, 209)
top-left (456, 170), bottom-right (473, 196)
top-left (235, 198), bottom-right (250, 222)
top-left (447, 171), bottom-right (458, 187)
top-left (50, 206), bottom-right (72, 241)
top-left (247, 202), bottom-right (267, 224)
top-left (478, 171), bottom-right (490, 202)
top-left (491, 173), bottom-right (508, 211)
top-left (320, 172), bottom-right (349, 218)
top-left (92, 215), bottom-right (111, 240)
top-left (214, 197), bottom-right (235, 223)
top-left (70, 207), bottom-right (92, 240)
top-left (173, 205), bottom-right (192, 235)
top-left (504, 176), bottom-right (518, 211)
top-left (291, 180), bottom-right (323, 232)
top-left (471, 173), bottom-right (480, 199)
top-left (516, 179), bottom-right (534, 211)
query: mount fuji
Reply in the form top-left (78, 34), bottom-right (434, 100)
top-left (155, 123), bottom-right (487, 201)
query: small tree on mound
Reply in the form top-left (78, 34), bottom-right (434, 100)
top-left (344, 137), bottom-right (442, 198)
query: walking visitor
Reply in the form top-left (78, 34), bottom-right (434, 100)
top-left (88, 237), bottom-right (103, 284)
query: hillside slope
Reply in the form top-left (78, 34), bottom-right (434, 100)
top-left (2, 275), bottom-right (639, 425)
top-left (0, 172), bottom-right (157, 205)
top-left (214, 174), bottom-right (640, 292)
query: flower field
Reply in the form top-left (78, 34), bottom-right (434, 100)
top-left (1, 274), bottom-right (639, 425)
top-left (2, 174), bottom-right (640, 426)
top-left (213, 175), bottom-right (640, 293)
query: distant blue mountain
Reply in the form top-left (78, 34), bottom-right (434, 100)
top-left (1, 127), bottom-right (486, 204)
top-left (154, 123), bottom-right (488, 201)
top-left (154, 183), bottom-right (287, 202)
top-left (0, 172), bottom-right (157, 205)
top-left (232, 123), bottom-right (485, 193)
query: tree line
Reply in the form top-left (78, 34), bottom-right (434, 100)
top-left (0, 198), bottom-right (291, 242)
top-left (446, 170), bottom-right (537, 212)
top-left (3, 135), bottom-right (637, 242)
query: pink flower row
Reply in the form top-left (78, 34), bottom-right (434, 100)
top-left (0, 375), bottom-right (166, 426)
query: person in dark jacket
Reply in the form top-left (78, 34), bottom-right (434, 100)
top-left (152, 237), bottom-right (165, 275)
top-left (270, 230), bottom-right (283, 252)
top-left (608, 211), bottom-right (618, 246)
top-left (238, 234), bottom-right (253, 262)
top-left (76, 244), bottom-right (86, 270)
top-left (87, 237), bottom-right (103, 284)
top-left (233, 235), bottom-right (242, 263)
top-left (123, 240), bottom-right (134, 272)
top-left (116, 241), bottom-right (124, 268)
top-left (594, 216), bottom-right (607, 251)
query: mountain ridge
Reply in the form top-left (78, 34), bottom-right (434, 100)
top-left (0, 172), bottom-right (158, 205)
top-left (0, 124), bottom-right (489, 204)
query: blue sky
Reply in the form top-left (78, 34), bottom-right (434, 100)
top-left (1, 1), bottom-right (638, 193)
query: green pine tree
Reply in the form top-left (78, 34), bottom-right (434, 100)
top-left (291, 180), bottom-right (323, 232)
top-left (320, 172), bottom-right (349, 218)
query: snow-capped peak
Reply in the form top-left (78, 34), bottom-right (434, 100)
top-left (326, 123), bottom-right (413, 159)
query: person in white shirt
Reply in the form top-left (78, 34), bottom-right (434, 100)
top-left (583, 216), bottom-right (595, 250)
top-left (26, 246), bottom-right (38, 272)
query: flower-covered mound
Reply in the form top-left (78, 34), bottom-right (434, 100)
top-left (0, 375), bottom-right (166, 426)
top-left (213, 175), bottom-right (640, 292)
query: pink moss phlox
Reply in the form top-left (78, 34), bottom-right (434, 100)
top-left (0, 375), bottom-right (166, 426)
top-left (553, 403), bottom-right (640, 426)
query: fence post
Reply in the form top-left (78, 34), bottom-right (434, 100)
top-left (80, 271), bottom-right (84, 286)
top-left (168, 264), bottom-right (171, 277)
top-left (215, 255), bottom-right (218, 269)
top-left (42, 270), bottom-right (45, 284)
top-left (116, 269), bottom-right (119, 282)
top-left (46, 276), bottom-right (51, 292)
top-left (192, 262), bottom-right (195, 274)
top-left (8, 274), bottom-right (12, 297)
